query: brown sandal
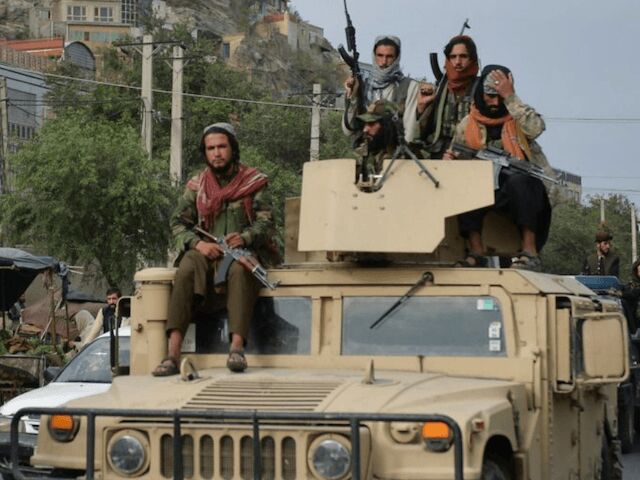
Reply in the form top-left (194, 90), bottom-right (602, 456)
top-left (226, 349), bottom-right (247, 373)
top-left (152, 356), bottom-right (179, 377)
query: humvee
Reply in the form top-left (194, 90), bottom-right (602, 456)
top-left (10, 159), bottom-right (629, 480)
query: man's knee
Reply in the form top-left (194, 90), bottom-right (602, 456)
top-left (175, 250), bottom-right (206, 281)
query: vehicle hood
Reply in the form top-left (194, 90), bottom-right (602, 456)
top-left (69, 368), bottom-right (527, 419)
top-left (0, 382), bottom-right (111, 417)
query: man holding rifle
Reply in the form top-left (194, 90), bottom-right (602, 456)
top-left (343, 35), bottom-right (434, 142)
top-left (444, 65), bottom-right (551, 271)
top-left (152, 122), bottom-right (276, 376)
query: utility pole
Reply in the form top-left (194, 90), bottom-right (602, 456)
top-left (600, 198), bottom-right (605, 223)
top-left (632, 205), bottom-right (638, 261)
top-left (310, 83), bottom-right (321, 161)
top-left (0, 77), bottom-right (8, 194)
top-left (140, 34), bottom-right (154, 157)
top-left (169, 44), bottom-right (184, 185)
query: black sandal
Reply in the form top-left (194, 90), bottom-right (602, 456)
top-left (152, 356), bottom-right (179, 377)
top-left (455, 252), bottom-right (488, 268)
top-left (226, 349), bottom-right (247, 373)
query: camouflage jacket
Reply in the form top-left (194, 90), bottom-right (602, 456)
top-left (343, 76), bottom-right (422, 143)
top-left (171, 165), bottom-right (275, 262)
top-left (421, 80), bottom-right (475, 157)
top-left (353, 140), bottom-right (395, 180)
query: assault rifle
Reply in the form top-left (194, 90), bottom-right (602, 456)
top-left (193, 225), bottom-right (279, 290)
top-left (337, 0), bottom-right (365, 130)
top-left (450, 143), bottom-right (559, 188)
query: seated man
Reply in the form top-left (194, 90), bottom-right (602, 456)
top-left (445, 64), bottom-right (551, 270)
top-left (153, 122), bottom-right (276, 376)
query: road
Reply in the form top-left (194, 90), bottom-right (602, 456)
top-left (623, 441), bottom-right (640, 478)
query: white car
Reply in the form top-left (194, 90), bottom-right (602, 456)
top-left (0, 328), bottom-right (130, 462)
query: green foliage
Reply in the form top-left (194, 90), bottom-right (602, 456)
top-left (0, 112), bottom-right (175, 288)
top-left (541, 195), bottom-right (637, 282)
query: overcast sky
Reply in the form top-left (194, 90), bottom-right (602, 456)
top-left (291, 0), bottom-right (640, 208)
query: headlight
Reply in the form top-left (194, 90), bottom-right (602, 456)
top-left (308, 435), bottom-right (351, 480)
top-left (107, 430), bottom-right (149, 476)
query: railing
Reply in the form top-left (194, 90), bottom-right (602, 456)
top-left (11, 407), bottom-right (464, 480)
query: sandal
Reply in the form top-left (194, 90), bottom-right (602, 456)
top-left (152, 356), bottom-right (179, 377)
top-left (510, 252), bottom-right (542, 272)
top-left (226, 349), bottom-right (247, 373)
top-left (454, 252), bottom-right (488, 268)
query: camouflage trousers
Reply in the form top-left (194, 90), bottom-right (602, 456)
top-left (166, 250), bottom-right (261, 342)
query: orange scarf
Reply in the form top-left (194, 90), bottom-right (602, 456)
top-left (464, 104), bottom-right (526, 160)
top-left (445, 60), bottom-right (478, 95)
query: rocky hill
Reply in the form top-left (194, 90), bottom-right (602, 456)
top-left (0, 0), bottom-right (340, 98)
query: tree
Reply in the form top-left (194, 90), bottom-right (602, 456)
top-left (0, 112), bottom-right (174, 288)
top-left (541, 195), bottom-right (637, 282)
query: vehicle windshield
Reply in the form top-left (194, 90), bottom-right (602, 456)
top-left (56, 336), bottom-right (130, 383)
top-left (342, 296), bottom-right (505, 356)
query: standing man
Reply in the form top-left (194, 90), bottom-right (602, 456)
top-left (445, 65), bottom-right (551, 270)
top-left (421, 35), bottom-right (479, 158)
top-left (79, 287), bottom-right (121, 347)
top-left (152, 123), bottom-right (275, 376)
top-left (582, 231), bottom-right (620, 277)
top-left (343, 35), bottom-right (434, 142)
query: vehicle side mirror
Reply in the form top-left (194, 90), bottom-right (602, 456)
top-left (577, 313), bottom-right (628, 385)
top-left (43, 366), bottom-right (61, 384)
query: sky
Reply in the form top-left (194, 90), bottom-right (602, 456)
top-left (290, 0), bottom-right (640, 208)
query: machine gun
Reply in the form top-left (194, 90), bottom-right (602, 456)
top-left (337, 0), bottom-right (365, 130)
top-left (193, 225), bottom-right (279, 290)
top-left (450, 143), bottom-right (559, 188)
top-left (429, 19), bottom-right (471, 85)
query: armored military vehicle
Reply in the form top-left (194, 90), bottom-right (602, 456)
top-left (9, 158), bottom-right (629, 480)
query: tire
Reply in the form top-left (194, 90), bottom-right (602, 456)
top-left (601, 437), bottom-right (623, 480)
top-left (481, 456), bottom-right (513, 480)
top-left (618, 400), bottom-right (636, 453)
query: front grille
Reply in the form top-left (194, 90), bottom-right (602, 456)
top-left (159, 431), bottom-right (297, 480)
top-left (183, 380), bottom-right (341, 412)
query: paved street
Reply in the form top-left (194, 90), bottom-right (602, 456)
top-left (623, 441), bottom-right (640, 478)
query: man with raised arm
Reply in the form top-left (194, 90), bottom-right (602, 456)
top-left (445, 65), bottom-right (551, 271)
top-left (421, 35), bottom-right (479, 158)
top-left (343, 35), bottom-right (434, 143)
top-left (152, 123), bottom-right (276, 376)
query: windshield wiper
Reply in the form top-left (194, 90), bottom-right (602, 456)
top-left (369, 272), bottom-right (433, 330)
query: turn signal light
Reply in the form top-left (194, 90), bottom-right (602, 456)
top-left (421, 421), bottom-right (453, 452)
top-left (48, 415), bottom-right (80, 442)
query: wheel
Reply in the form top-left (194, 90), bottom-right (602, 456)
top-left (481, 456), bottom-right (513, 480)
top-left (618, 400), bottom-right (636, 453)
top-left (601, 436), bottom-right (623, 480)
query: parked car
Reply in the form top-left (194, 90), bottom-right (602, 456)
top-left (0, 328), bottom-right (130, 464)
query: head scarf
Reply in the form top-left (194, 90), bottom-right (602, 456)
top-left (191, 123), bottom-right (267, 228)
top-left (367, 35), bottom-right (405, 101)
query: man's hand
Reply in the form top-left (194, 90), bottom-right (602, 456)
top-left (344, 76), bottom-right (358, 99)
top-left (417, 82), bottom-right (436, 115)
top-left (195, 240), bottom-right (224, 260)
top-left (443, 149), bottom-right (459, 160)
top-left (488, 70), bottom-right (515, 98)
top-left (225, 232), bottom-right (245, 249)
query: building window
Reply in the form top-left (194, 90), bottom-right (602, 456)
top-left (94, 7), bottom-right (114, 22)
top-left (84, 31), bottom-right (90, 41)
top-left (121, 0), bottom-right (137, 25)
top-left (222, 43), bottom-right (230, 59)
top-left (67, 5), bottom-right (87, 21)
